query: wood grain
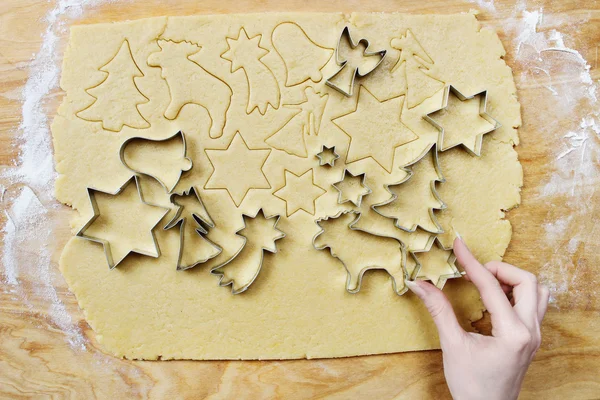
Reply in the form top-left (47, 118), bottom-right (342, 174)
top-left (1, 0), bottom-right (599, 398)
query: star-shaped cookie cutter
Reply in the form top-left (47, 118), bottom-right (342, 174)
top-left (332, 168), bottom-right (372, 207)
top-left (326, 26), bottom-right (387, 97)
top-left (76, 175), bottom-right (170, 269)
top-left (424, 85), bottom-right (501, 156)
top-left (406, 236), bottom-right (463, 289)
top-left (210, 209), bottom-right (286, 294)
top-left (316, 144), bottom-right (340, 167)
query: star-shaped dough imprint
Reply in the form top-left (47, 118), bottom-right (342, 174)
top-left (409, 237), bottom-right (462, 289)
top-left (332, 87), bottom-right (418, 173)
top-left (204, 132), bottom-right (271, 206)
top-left (424, 85), bottom-right (500, 156)
top-left (315, 145), bottom-right (340, 167)
top-left (76, 176), bottom-right (169, 269)
top-left (273, 169), bottom-right (326, 216)
top-left (333, 169), bottom-right (372, 207)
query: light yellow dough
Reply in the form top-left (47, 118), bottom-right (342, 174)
top-left (53, 13), bottom-right (522, 360)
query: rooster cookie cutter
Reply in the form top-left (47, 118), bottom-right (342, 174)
top-left (119, 130), bottom-right (192, 194)
top-left (371, 143), bottom-right (446, 234)
top-left (210, 209), bottom-right (286, 294)
top-left (326, 26), bottom-right (387, 97)
top-left (332, 168), bottom-right (372, 207)
top-left (407, 236), bottom-right (462, 289)
top-left (312, 210), bottom-right (409, 296)
top-left (163, 186), bottom-right (223, 271)
top-left (76, 175), bottom-right (170, 269)
top-left (316, 144), bottom-right (340, 167)
top-left (424, 85), bottom-right (501, 156)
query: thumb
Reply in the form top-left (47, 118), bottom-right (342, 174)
top-left (406, 280), bottom-right (465, 345)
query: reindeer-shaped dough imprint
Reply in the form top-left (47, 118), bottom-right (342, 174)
top-left (148, 40), bottom-right (232, 139)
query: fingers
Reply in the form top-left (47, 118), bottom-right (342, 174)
top-left (406, 280), bottom-right (465, 347)
top-left (453, 238), bottom-right (519, 332)
top-left (537, 284), bottom-right (550, 322)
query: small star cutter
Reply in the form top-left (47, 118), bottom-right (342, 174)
top-left (326, 26), bottom-right (387, 97)
top-left (210, 208), bottom-right (286, 295)
top-left (312, 210), bottom-right (409, 296)
top-left (424, 85), bottom-right (501, 156)
top-left (163, 186), bottom-right (223, 271)
top-left (371, 143), bottom-right (446, 234)
top-left (332, 168), bottom-right (372, 207)
top-left (316, 144), bottom-right (340, 167)
top-left (407, 236), bottom-right (463, 289)
top-left (119, 130), bottom-right (192, 194)
top-left (76, 175), bottom-right (170, 269)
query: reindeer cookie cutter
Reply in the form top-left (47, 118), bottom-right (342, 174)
top-left (312, 210), bottom-right (409, 296)
top-left (332, 168), bottom-right (372, 207)
top-left (210, 208), bottom-right (286, 295)
top-left (316, 144), bottom-right (340, 167)
top-left (76, 175), bottom-right (169, 269)
top-left (424, 85), bottom-right (501, 156)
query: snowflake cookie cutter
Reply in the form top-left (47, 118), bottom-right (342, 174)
top-left (316, 144), bottom-right (340, 167)
top-left (424, 85), bottom-right (501, 156)
top-left (119, 130), bottom-right (192, 193)
top-left (407, 236), bottom-right (462, 289)
top-left (312, 210), bottom-right (409, 296)
top-left (332, 168), bottom-right (372, 207)
top-left (76, 175), bottom-right (170, 269)
top-left (210, 209), bottom-right (286, 295)
top-left (326, 26), bottom-right (387, 97)
top-left (163, 186), bottom-right (223, 271)
top-left (371, 143), bottom-right (446, 234)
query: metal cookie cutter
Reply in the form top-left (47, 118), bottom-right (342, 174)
top-left (76, 175), bottom-right (169, 269)
top-left (326, 26), bottom-right (387, 97)
top-left (371, 143), bottom-right (446, 234)
top-left (210, 209), bottom-right (286, 294)
top-left (316, 144), bottom-right (340, 167)
top-left (407, 236), bottom-right (462, 289)
top-left (424, 85), bottom-right (501, 156)
top-left (312, 210), bottom-right (408, 296)
top-left (333, 168), bottom-right (372, 207)
top-left (163, 186), bottom-right (223, 271)
top-left (119, 130), bottom-right (192, 193)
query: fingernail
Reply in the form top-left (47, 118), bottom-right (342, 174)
top-left (406, 280), bottom-right (426, 297)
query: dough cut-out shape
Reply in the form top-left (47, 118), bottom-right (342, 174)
top-left (424, 85), bottom-right (500, 156)
top-left (326, 26), bottom-right (387, 97)
top-left (204, 132), bottom-right (272, 207)
top-left (164, 187), bottom-right (222, 271)
top-left (373, 145), bottom-right (446, 234)
top-left (77, 40), bottom-right (150, 132)
top-left (273, 169), bottom-right (326, 216)
top-left (313, 211), bottom-right (407, 296)
top-left (332, 169), bottom-right (372, 207)
top-left (315, 145), bottom-right (340, 167)
top-left (272, 22), bottom-right (334, 86)
top-left (76, 176), bottom-right (169, 269)
top-left (210, 209), bottom-right (285, 294)
top-left (148, 39), bottom-right (232, 139)
top-left (390, 29), bottom-right (445, 109)
top-left (332, 86), bottom-right (418, 173)
top-left (409, 237), bottom-right (462, 289)
top-left (265, 87), bottom-right (329, 158)
top-left (221, 27), bottom-right (281, 115)
top-left (120, 130), bottom-right (192, 194)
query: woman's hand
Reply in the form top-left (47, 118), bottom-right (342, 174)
top-left (406, 237), bottom-right (549, 400)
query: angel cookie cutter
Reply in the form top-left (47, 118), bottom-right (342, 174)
top-left (325, 26), bottom-right (387, 97)
top-left (424, 85), bottom-right (501, 156)
top-left (76, 175), bottom-right (169, 269)
top-left (332, 168), bottom-right (372, 207)
top-left (312, 210), bottom-right (408, 296)
top-left (119, 130), bottom-right (192, 193)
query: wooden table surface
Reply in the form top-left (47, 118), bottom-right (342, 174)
top-left (1, 0), bottom-right (599, 398)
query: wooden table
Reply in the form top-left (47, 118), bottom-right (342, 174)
top-left (1, 0), bottom-right (599, 398)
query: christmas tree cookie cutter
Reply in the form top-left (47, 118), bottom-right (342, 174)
top-left (119, 130), bottom-right (192, 194)
top-left (76, 175), bottom-right (169, 269)
top-left (163, 186), bottom-right (223, 271)
top-left (316, 144), bottom-right (340, 167)
top-left (312, 210), bottom-right (409, 296)
top-left (210, 209), bottom-right (286, 295)
top-left (332, 168), bottom-right (372, 207)
top-left (326, 26), bottom-right (387, 97)
top-left (424, 85), bottom-right (501, 156)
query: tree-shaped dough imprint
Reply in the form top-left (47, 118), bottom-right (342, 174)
top-left (272, 22), bottom-right (333, 86)
top-left (211, 209), bottom-right (285, 294)
top-left (221, 28), bottom-right (280, 115)
top-left (148, 40), bottom-right (232, 139)
top-left (77, 40), bottom-right (150, 132)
